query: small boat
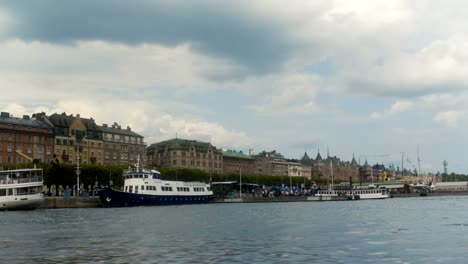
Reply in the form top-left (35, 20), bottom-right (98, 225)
top-left (314, 188), bottom-right (390, 200)
top-left (0, 168), bottom-right (44, 210)
top-left (97, 157), bottom-right (213, 207)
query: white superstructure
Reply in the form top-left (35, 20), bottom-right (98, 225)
top-left (0, 168), bottom-right (44, 210)
top-left (314, 188), bottom-right (390, 200)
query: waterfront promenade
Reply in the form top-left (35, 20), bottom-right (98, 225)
top-left (39, 190), bottom-right (468, 209)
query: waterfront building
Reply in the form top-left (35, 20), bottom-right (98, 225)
top-left (253, 150), bottom-right (288, 176)
top-left (147, 138), bottom-right (223, 174)
top-left (37, 112), bottom-right (104, 165)
top-left (0, 112), bottom-right (54, 166)
top-left (311, 150), bottom-right (360, 182)
top-left (100, 122), bottom-right (146, 166)
top-left (300, 152), bottom-right (312, 179)
top-left (222, 149), bottom-right (255, 175)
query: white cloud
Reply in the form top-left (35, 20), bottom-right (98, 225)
top-left (371, 100), bottom-right (414, 120)
top-left (434, 111), bottom-right (462, 127)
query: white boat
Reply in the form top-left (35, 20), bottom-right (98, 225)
top-left (314, 188), bottom-right (390, 200)
top-left (0, 168), bottom-right (44, 210)
top-left (97, 156), bottom-right (213, 207)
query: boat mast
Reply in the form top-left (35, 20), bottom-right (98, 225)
top-left (329, 160), bottom-right (334, 191)
top-left (417, 145), bottom-right (421, 176)
top-left (401, 152), bottom-right (404, 179)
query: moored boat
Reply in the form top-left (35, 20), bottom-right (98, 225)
top-left (97, 158), bottom-right (213, 207)
top-left (313, 188), bottom-right (390, 200)
top-left (0, 168), bottom-right (44, 210)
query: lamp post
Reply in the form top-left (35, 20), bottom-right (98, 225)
top-left (239, 168), bottom-right (242, 199)
top-left (76, 141), bottom-right (80, 197)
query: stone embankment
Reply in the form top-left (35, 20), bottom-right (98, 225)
top-left (40, 197), bottom-right (101, 209)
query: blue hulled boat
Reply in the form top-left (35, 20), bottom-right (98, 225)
top-left (97, 158), bottom-right (213, 207)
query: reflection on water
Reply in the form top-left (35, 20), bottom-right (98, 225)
top-left (2, 196), bottom-right (468, 263)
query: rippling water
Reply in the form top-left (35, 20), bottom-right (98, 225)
top-left (2, 196), bottom-right (468, 263)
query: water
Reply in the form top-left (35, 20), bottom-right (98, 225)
top-left (2, 196), bottom-right (468, 263)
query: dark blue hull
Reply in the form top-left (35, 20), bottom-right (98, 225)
top-left (97, 188), bottom-right (213, 207)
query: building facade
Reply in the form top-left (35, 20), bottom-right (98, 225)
top-left (222, 149), bottom-right (255, 175)
top-left (253, 150), bottom-right (288, 176)
top-left (100, 122), bottom-right (147, 166)
top-left (37, 112), bottom-right (104, 165)
top-left (0, 112), bottom-right (54, 166)
top-left (147, 138), bottom-right (223, 174)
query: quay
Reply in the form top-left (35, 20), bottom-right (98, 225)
top-left (39, 197), bottom-right (101, 209)
top-left (38, 191), bottom-right (468, 209)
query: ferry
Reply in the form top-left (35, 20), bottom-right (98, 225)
top-left (97, 159), bottom-right (213, 207)
top-left (313, 188), bottom-right (390, 200)
top-left (0, 168), bottom-right (44, 210)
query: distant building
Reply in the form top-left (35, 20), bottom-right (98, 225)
top-left (147, 138), bottom-right (223, 174)
top-left (253, 150), bottom-right (288, 176)
top-left (39, 112), bottom-right (104, 165)
top-left (222, 149), bottom-right (255, 175)
top-left (100, 122), bottom-right (146, 166)
top-left (0, 112), bottom-right (54, 166)
top-left (36, 112), bottom-right (146, 166)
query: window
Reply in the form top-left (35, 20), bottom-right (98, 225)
top-left (173, 160), bottom-right (176, 165)
top-left (7, 145), bottom-right (12, 153)
top-left (56, 139), bottom-right (61, 145)
top-left (27, 146), bottom-right (32, 154)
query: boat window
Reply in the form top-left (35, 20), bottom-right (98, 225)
top-left (0, 189), bottom-right (6, 196)
top-left (169, 187), bottom-right (173, 191)
top-left (125, 186), bottom-right (128, 192)
top-left (141, 185), bottom-right (145, 191)
top-left (129, 186), bottom-right (133, 193)
top-left (135, 186), bottom-right (139, 194)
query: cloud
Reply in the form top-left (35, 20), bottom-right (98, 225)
top-left (434, 111), bottom-right (462, 127)
top-left (370, 100), bottom-right (414, 120)
top-left (1, 0), bottom-right (297, 75)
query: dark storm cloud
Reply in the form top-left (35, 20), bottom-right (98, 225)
top-left (2, 0), bottom-right (294, 75)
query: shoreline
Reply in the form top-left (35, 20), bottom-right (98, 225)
top-left (38, 191), bottom-right (468, 209)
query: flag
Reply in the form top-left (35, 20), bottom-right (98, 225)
top-left (50, 154), bottom-right (60, 169)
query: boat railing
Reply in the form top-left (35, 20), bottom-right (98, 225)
top-left (0, 176), bottom-right (43, 185)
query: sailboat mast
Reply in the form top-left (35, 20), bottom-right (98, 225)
top-left (417, 145), bottom-right (421, 176)
top-left (401, 152), bottom-right (404, 178)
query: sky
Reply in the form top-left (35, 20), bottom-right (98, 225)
top-left (1, 0), bottom-right (467, 174)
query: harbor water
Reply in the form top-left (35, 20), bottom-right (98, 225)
top-left (2, 196), bottom-right (468, 263)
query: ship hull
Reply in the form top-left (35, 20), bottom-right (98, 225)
top-left (97, 187), bottom-right (213, 207)
top-left (0, 193), bottom-right (44, 211)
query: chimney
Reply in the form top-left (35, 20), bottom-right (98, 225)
top-left (127, 126), bottom-right (131, 131)
top-left (103, 124), bottom-right (108, 127)
top-left (23, 115), bottom-right (30, 120)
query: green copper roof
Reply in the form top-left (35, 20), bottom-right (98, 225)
top-left (222, 149), bottom-right (253, 159)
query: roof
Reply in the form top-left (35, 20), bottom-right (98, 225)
top-left (48, 113), bottom-right (100, 131)
top-left (0, 112), bottom-right (52, 129)
top-left (99, 123), bottom-right (143, 138)
top-left (222, 149), bottom-right (253, 159)
top-left (301, 152), bottom-right (311, 164)
top-left (148, 138), bottom-right (220, 153)
top-left (315, 151), bottom-right (322, 161)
